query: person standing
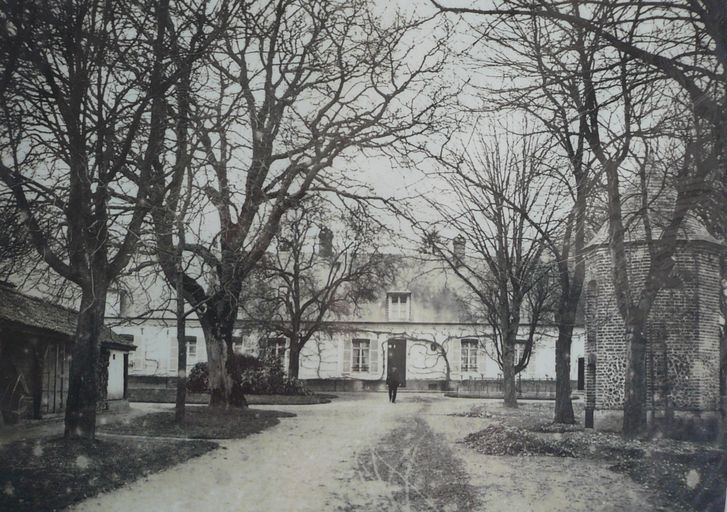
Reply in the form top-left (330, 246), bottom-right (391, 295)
top-left (386, 366), bottom-right (401, 403)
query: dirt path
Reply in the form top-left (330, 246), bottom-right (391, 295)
top-left (70, 394), bottom-right (669, 512)
top-left (71, 394), bottom-right (411, 512)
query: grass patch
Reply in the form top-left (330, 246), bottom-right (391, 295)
top-left (0, 436), bottom-right (216, 512)
top-left (99, 406), bottom-right (295, 439)
top-left (463, 423), bottom-right (579, 457)
top-left (458, 400), bottom-right (727, 511)
top-left (612, 449), bottom-right (727, 512)
top-left (246, 393), bottom-right (335, 405)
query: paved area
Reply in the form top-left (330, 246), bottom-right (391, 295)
top-left (0, 405), bottom-right (157, 446)
top-left (67, 393), bottom-right (662, 511)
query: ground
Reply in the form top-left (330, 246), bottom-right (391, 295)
top-left (43, 393), bottom-right (715, 512)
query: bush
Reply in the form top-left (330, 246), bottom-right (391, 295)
top-left (186, 354), bottom-right (310, 396)
top-left (240, 359), bottom-right (311, 395)
top-left (187, 362), bottom-right (209, 393)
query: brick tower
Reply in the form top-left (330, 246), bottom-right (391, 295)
top-left (583, 197), bottom-right (723, 439)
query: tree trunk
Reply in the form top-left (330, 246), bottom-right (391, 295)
top-left (288, 343), bottom-right (300, 379)
top-left (623, 320), bottom-right (649, 437)
top-left (227, 341), bottom-right (248, 408)
top-left (201, 321), bottom-right (233, 408)
top-left (174, 265), bottom-right (187, 423)
top-left (554, 324), bottom-right (575, 424)
top-left (502, 345), bottom-right (518, 408)
top-left (64, 285), bottom-right (107, 439)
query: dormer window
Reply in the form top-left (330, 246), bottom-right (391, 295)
top-left (387, 292), bottom-right (411, 322)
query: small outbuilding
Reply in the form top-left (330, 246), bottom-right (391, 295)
top-left (0, 284), bottom-right (135, 424)
top-left (583, 199), bottom-right (724, 439)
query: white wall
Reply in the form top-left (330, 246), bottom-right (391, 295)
top-left (115, 317), bottom-right (585, 382)
top-left (107, 349), bottom-right (125, 399)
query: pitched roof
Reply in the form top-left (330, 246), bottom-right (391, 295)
top-left (0, 285), bottom-right (134, 349)
top-left (585, 184), bottom-right (723, 250)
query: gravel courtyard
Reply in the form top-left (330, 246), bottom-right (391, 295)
top-left (71, 394), bottom-right (665, 512)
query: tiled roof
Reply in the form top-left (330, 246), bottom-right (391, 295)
top-left (585, 185), bottom-right (722, 249)
top-left (0, 285), bottom-right (133, 348)
top-left (585, 214), bottom-right (722, 249)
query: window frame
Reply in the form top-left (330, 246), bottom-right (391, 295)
top-left (267, 337), bottom-right (287, 363)
top-left (513, 340), bottom-right (529, 365)
top-left (185, 336), bottom-right (198, 361)
top-left (232, 335), bottom-right (244, 354)
top-left (387, 292), bottom-right (411, 321)
top-left (351, 338), bottom-right (370, 372)
top-left (461, 338), bottom-right (478, 372)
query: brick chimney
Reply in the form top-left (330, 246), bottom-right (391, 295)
top-left (319, 227), bottom-right (333, 258)
top-left (453, 235), bottom-right (466, 266)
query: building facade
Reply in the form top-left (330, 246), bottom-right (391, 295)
top-left (584, 211), bottom-right (724, 438)
top-left (0, 285), bottom-right (135, 424)
top-left (109, 255), bottom-right (584, 395)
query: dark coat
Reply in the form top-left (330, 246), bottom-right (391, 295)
top-left (386, 369), bottom-right (401, 387)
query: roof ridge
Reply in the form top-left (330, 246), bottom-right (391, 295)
top-left (0, 285), bottom-right (80, 315)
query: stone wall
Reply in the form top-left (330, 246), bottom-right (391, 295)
top-left (585, 240), bottom-right (722, 417)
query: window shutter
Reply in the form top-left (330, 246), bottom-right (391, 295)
top-left (477, 342), bottom-right (487, 374)
top-left (342, 339), bottom-right (352, 374)
top-left (387, 295), bottom-right (393, 321)
top-left (369, 340), bottom-right (378, 375)
top-left (169, 336), bottom-right (179, 376)
top-left (132, 344), bottom-right (144, 372)
top-left (283, 338), bottom-right (290, 376)
top-left (450, 338), bottom-right (461, 374)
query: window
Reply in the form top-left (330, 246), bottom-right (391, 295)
top-left (461, 339), bottom-right (478, 372)
top-left (232, 336), bottom-right (244, 354)
top-left (387, 292), bottom-right (411, 321)
top-left (513, 341), bottom-right (528, 365)
top-left (352, 339), bottom-right (370, 372)
top-left (186, 336), bottom-right (197, 361)
top-left (268, 337), bottom-right (287, 362)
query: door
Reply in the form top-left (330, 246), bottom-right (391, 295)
top-left (123, 353), bottom-right (129, 399)
top-left (387, 339), bottom-right (406, 387)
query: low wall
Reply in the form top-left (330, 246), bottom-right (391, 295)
top-left (453, 378), bottom-right (577, 399)
top-left (128, 375), bottom-right (577, 399)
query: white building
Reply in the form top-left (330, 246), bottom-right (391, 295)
top-left (107, 252), bottom-right (584, 396)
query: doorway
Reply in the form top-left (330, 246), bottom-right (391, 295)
top-left (387, 339), bottom-right (407, 387)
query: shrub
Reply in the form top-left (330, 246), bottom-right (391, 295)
top-left (187, 362), bottom-right (209, 393)
top-left (186, 354), bottom-right (310, 396)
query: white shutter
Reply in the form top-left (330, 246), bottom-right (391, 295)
top-left (125, 335), bottom-right (143, 372)
top-left (450, 338), bottom-right (461, 375)
top-left (169, 336), bottom-right (179, 376)
top-left (369, 339), bottom-right (378, 375)
top-left (342, 339), bottom-right (352, 375)
top-left (386, 295), bottom-right (393, 321)
top-left (477, 342), bottom-right (487, 375)
top-left (284, 338), bottom-right (290, 376)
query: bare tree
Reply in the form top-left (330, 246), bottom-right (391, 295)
top-left (247, 200), bottom-right (394, 379)
top-left (434, 0), bottom-right (726, 436)
top-left (149, 0), bottom-right (451, 407)
top-left (425, 131), bottom-right (560, 407)
top-left (457, 8), bottom-right (618, 424)
top-left (0, 0), bottom-right (230, 439)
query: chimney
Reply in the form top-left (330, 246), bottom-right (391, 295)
top-left (453, 235), bottom-right (465, 266)
top-left (319, 227), bottom-right (333, 258)
top-left (278, 237), bottom-right (292, 252)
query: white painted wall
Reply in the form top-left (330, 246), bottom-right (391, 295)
top-left (107, 349), bottom-right (125, 399)
top-left (116, 317), bottom-right (585, 382)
